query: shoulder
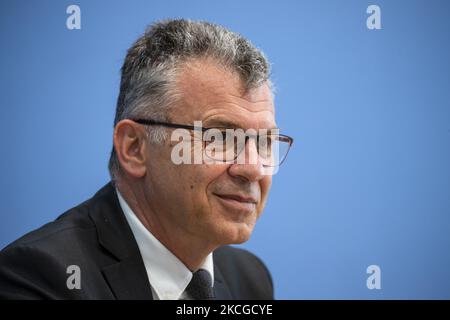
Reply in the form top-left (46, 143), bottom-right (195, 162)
top-left (214, 246), bottom-right (274, 299)
top-left (1, 183), bottom-right (117, 256)
top-left (214, 246), bottom-right (271, 273)
top-left (1, 199), bottom-right (95, 257)
top-left (0, 188), bottom-right (106, 299)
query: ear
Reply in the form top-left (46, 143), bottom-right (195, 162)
top-left (113, 119), bottom-right (148, 178)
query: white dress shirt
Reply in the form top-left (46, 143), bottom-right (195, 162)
top-left (116, 189), bottom-right (214, 300)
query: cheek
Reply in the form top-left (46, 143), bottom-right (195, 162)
top-left (259, 177), bottom-right (272, 206)
top-left (187, 165), bottom-right (227, 203)
top-left (262, 176), bottom-right (272, 194)
top-left (199, 163), bottom-right (230, 189)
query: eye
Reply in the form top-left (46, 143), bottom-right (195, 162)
top-left (260, 135), bottom-right (273, 148)
top-left (203, 128), bottom-right (227, 147)
top-left (257, 135), bottom-right (274, 158)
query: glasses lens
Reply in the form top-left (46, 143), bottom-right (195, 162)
top-left (257, 134), bottom-right (291, 167)
top-left (204, 129), bottom-right (233, 162)
top-left (204, 129), bottom-right (291, 166)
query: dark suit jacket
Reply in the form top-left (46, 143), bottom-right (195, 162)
top-left (0, 183), bottom-right (273, 300)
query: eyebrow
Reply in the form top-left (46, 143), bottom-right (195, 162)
top-left (202, 118), bottom-right (278, 130)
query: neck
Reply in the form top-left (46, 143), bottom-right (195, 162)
top-left (116, 178), bottom-right (217, 271)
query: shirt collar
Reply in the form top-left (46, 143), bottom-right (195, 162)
top-left (116, 189), bottom-right (214, 300)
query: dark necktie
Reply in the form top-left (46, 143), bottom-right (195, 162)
top-left (185, 269), bottom-right (215, 300)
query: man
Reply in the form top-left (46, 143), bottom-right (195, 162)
top-left (0, 19), bottom-right (293, 299)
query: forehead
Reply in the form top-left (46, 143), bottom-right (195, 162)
top-left (173, 58), bottom-right (276, 129)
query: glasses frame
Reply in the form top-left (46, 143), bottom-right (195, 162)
top-left (132, 118), bottom-right (294, 166)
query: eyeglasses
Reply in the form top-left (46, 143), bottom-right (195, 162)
top-left (132, 119), bottom-right (294, 167)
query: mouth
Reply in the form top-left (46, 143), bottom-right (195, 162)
top-left (213, 193), bottom-right (258, 213)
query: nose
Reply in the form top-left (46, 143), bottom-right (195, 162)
top-left (228, 138), bottom-right (265, 182)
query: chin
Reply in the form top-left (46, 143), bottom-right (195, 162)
top-left (214, 221), bottom-right (255, 245)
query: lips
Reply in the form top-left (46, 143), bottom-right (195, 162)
top-left (214, 193), bottom-right (257, 204)
top-left (213, 193), bottom-right (258, 213)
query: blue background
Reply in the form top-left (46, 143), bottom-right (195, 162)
top-left (1, 0), bottom-right (449, 299)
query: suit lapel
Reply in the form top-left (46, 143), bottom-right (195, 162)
top-left (213, 260), bottom-right (233, 300)
top-left (102, 253), bottom-right (153, 300)
top-left (88, 183), bottom-right (153, 300)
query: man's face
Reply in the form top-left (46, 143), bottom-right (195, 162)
top-left (143, 59), bottom-right (275, 246)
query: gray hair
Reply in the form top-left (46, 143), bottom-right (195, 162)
top-left (108, 18), bottom-right (272, 182)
